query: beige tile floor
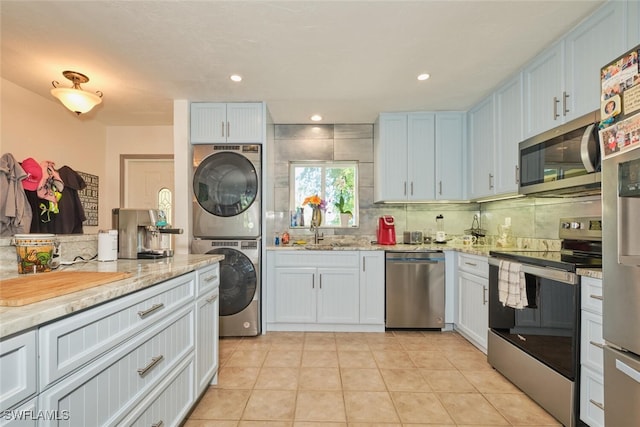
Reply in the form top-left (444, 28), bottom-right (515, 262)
top-left (185, 331), bottom-right (562, 427)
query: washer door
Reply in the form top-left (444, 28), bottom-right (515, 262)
top-left (208, 248), bottom-right (257, 316)
top-left (193, 151), bottom-right (258, 217)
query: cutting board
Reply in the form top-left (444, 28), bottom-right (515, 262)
top-left (0, 271), bottom-right (132, 307)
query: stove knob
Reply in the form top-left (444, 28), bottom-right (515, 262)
top-left (561, 222), bottom-right (571, 229)
top-left (571, 222), bottom-right (581, 229)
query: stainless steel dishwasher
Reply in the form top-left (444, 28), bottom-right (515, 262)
top-left (385, 251), bottom-right (445, 329)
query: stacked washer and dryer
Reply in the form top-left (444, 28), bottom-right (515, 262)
top-left (191, 144), bottom-right (261, 337)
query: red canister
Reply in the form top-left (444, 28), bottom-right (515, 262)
top-left (376, 215), bottom-right (396, 245)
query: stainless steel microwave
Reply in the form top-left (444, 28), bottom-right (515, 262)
top-left (519, 110), bottom-right (601, 196)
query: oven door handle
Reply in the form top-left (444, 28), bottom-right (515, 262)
top-left (489, 257), bottom-right (578, 285)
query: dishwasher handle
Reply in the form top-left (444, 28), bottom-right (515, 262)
top-left (386, 252), bottom-right (444, 263)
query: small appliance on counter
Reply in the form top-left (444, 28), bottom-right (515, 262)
top-left (97, 229), bottom-right (118, 262)
top-left (377, 215), bottom-right (396, 245)
top-left (403, 231), bottom-right (423, 244)
top-left (435, 214), bottom-right (446, 243)
top-left (112, 208), bottom-right (183, 259)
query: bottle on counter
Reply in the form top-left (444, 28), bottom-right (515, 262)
top-left (282, 231), bottom-right (290, 245)
top-left (274, 232), bottom-right (280, 246)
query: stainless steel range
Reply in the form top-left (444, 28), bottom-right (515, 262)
top-left (487, 216), bottom-right (602, 427)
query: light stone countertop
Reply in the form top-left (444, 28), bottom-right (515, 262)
top-left (0, 254), bottom-right (223, 339)
top-left (576, 268), bottom-right (602, 279)
top-left (268, 243), bottom-right (497, 257)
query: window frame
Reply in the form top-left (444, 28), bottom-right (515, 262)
top-left (289, 160), bottom-right (359, 229)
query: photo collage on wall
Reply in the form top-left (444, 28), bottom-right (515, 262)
top-left (599, 45), bottom-right (640, 159)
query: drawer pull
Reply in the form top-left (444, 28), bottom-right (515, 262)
top-left (590, 340), bottom-right (604, 349)
top-left (465, 262), bottom-right (478, 267)
top-left (482, 286), bottom-right (487, 305)
top-left (204, 275), bottom-right (218, 283)
top-left (590, 294), bottom-right (604, 301)
top-left (152, 420), bottom-right (164, 427)
top-left (589, 399), bottom-right (604, 411)
top-left (206, 295), bottom-right (217, 304)
top-left (138, 303), bottom-right (165, 319)
top-left (137, 355), bottom-right (164, 377)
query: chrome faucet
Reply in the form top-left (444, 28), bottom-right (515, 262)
top-left (311, 224), bottom-right (324, 244)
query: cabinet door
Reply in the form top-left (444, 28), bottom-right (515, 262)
top-left (359, 252), bottom-right (385, 325)
top-left (495, 73), bottom-right (523, 195)
top-left (374, 113), bottom-right (408, 201)
top-left (196, 288), bottom-right (219, 394)
top-left (225, 103), bottom-right (263, 143)
top-left (274, 268), bottom-right (317, 323)
top-left (0, 331), bottom-right (37, 412)
top-left (564, 1), bottom-right (626, 120)
top-left (407, 113), bottom-right (436, 200)
top-left (317, 268), bottom-right (360, 324)
top-left (190, 103), bottom-right (227, 143)
top-left (523, 42), bottom-right (564, 138)
top-left (467, 96), bottom-right (495, 199)
top-left (435, 113), bottom-right (465, 200)
top-left (458, 271), bottom-right (488, 351)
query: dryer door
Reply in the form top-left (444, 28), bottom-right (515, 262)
top-left (208, 247), bottom-right (257, 316)
top-left (193, 151), bottom-right (259, 217)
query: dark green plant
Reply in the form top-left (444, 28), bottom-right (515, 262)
top-left (334, 194), bottom-right (352, 216)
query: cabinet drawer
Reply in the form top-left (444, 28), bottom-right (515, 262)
top-left (197, 263), bottom-right (220, 297)
top-left (274, 251), bottom-right (359, 268)
top-left (120, 356), bottom-right (195, 427)
top-left (580, 365), bottom-right (604, 427)
top-left (581, 277), bottom-right (602, 315)
top-left (0, 398), bottom-right (38, 427)
top-left (39, 272), bottom-right (195, 389)
top-left (458, 254), bottom-right (489, 277)
top-left (581, 310), bottom-right (604, 373)
top-left (0, 330), bottom-right (37, 411)
top-left (38, 305), bottom-right (195, 427)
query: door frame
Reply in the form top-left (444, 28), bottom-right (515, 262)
top-left (119, 154), bottom-right (174, 207)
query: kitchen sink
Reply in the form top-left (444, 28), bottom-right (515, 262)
top-left (304, 244), bottom-right (335, 250)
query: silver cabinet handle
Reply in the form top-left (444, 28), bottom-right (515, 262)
top-left (590, 294), bottom-right (603, 301)
top-left (489, 173), bottom-right (494, 189)
top-left (138, 303), bottom-right (165, 319)
top-left (589, 399), bottom-right (604, 411)
top-left (319, 274), bottom-right (322, 289)
top-left (465, 262), bottom-right (477, 267)
top-left (206, 294), bottom-right (218, 304)
top-left (204, 274), bottom-right (218, 283)
top-left (515, 165), bottom-right (520, 184)
top-left (482, 286), bottom-right (488, 305)
top-left (363, 258), bottom-right (366, 272)
top-left (563, 91), bottom-right (570, 116)
top-left (312, 274), bottom-right (315, 289)
top-left (227, 121), bottom-right (230, 138)
top-left (221, 121), bottom-right (225, 137)
top-left (590, 340), bottom-right (604, 349)
top-left (439, 181), bottom-right (442, 195)
top-left (553, 96), bottom-right (560, 120)
top-left (137, 355), bottom-right (164, 377)
top-left (151, 421), bottom-right (164, 427)
top-left (410, 182), bottom-right (414, 196)
top-left (404, 182), bottom-right (407, 196)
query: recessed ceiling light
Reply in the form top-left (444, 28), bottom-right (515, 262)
top-left (310, 114), bottom-right (322, 122)
top-left (417, 73), bottom-right (430, 81)
top-left (230, 74), bottom-right (242, 82)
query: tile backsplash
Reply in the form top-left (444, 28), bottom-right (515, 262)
top-left (266, 123), bottom-right (602, 241)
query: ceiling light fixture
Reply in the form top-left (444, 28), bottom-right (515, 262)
top-left (51, 71), bottom-right (103, 115)
top-left (417, 73), bottom-right (430, 81)
top-left (310, 114), bottom-right (322, 122)
top-left (230, 74), bottom-right (242, 82)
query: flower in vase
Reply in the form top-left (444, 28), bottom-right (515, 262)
top-left (302, 194), bottom-right (327, 211)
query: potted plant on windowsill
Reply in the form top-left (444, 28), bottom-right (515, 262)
top-left (334, 195), bottom-right (352, 227)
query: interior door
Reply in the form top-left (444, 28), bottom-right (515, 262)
top-left (122, 157), bottom-right (174, 220)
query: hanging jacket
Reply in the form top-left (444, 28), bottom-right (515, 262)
top-left (51, 166), bottom-right (87, 234)
top-left (0, 153), bottom-right (33, 236)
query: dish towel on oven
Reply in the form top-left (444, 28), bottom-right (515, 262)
top-left (498, 260), bottom-right (529, 309)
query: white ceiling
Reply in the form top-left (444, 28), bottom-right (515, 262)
top-left (1, 0), bottom-right (604, 126)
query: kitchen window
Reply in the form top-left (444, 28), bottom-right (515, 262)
top-left (290, 161), bottom-right (358, 228)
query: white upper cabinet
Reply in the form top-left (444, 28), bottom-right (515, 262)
top-left (190, 102), bottom-right (263, 143)
top-left (467, 95), bottom-right (496, 199)
top-left (435, 113), bottom-right (466, 200)
top-left (564, 0), bottom-right (627, 119)
top-left (374, 112), bottom-right (464, 202)
top-left (494, 73), bottom-right (523, 195)
top-left (523, 1), bottom-right (626, 138)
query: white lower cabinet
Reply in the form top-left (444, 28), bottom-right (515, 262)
top-left (267, 250), bottom-right (384, 331)
top-left (580, 276), bottom-right (604, 427)
top-left (456, 253), bottom-right (489, 353)
top-left (1, 263), bottom-right (220, 427)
